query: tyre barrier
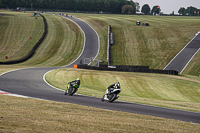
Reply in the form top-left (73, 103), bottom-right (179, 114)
top-left (0, 14), bottom-right (48, 64)
top-left (76, 64), bottom-right (178, 75)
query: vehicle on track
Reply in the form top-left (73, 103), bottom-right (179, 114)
top-left (101, 82), bottom-right (121, 102)
top-left (65, 78), bottom-right (80, 96)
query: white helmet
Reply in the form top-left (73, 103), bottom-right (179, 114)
top-left (115, 82), bottom-right (120, 88)
top-left (76, 78), bottom-right (80, 80)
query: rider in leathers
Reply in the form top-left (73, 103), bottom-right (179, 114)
top-left (66, 78), bottom-right (80, 94)
top-left (107, 82), bottom-right (120, 94)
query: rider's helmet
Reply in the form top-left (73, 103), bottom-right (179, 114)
top-left (115, 82), bottom-right (120, 88)
top-left (76, 78), bottom-right (80, 86)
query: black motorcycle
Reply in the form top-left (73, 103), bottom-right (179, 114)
top-left (101, 82), bottom-right (121, 102)
top-left (64, 78), bottom-right (80, 96)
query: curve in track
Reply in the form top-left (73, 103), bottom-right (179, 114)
top-left (0, 15), bottom-right (200, 124)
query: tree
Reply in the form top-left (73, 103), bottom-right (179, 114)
top-left (178, 7), bottom-right (186, 15)
top-left (185, 6), bottom-right (197, 16)
top-left (141, 4), bottom-right (150, 15)
top-left (152, 5), bottom-right (161, 15)
top-left (170, 11), bottom-right (174, 16)
top-left (125, 0), bottom-right (136, 14)
top-left (135, 2), bottom-right (140, 12)
top-left (0, 0), bottom-right (2, 8)
top-left (122, 5), bottom-right (134, 14)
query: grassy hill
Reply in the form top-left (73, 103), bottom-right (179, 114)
top-left (0, 11), bottom-right (84, 67)
top-left (0, 12), bottom-right (44, 61)
top-left (68, 13), bottom-right (200, 76)
top-left (0, 11), bottom-right (200, 132)
top-left (45, 68), bottom-right (200, 113)
top-left (18, 14), bottom-right (84, 67)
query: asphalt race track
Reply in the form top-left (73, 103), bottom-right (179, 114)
top-left (0, 15), bottom-right (200, 124)
top-left (164, 34), bottom-right (200, 73)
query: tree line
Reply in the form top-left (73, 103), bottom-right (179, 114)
top-left (0, 0), bottom-right (137, 14)
top-left (178, 6), bottom-right (200, 16)
top-left (0, 0), bottom-right (199, 16)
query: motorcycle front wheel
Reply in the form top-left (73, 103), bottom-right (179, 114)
top-left (108, 93), bottom-right (117, 102)
top-left (101, 95), bottom-right (105, 102)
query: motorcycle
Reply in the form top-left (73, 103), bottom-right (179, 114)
top-left (101, 83), bottom-right (121, 102)
top-left (64, 82), bottom-right (79, 96)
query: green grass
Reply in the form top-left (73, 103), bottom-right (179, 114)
top-left (67, 13), bottom-right (200, 76)
top-left (1, 11), bottom-right (200, 132)
top-left (1, 95), bottom-right (200, 133)
top-left (45, 68), bottom-right (200, 113)
top-left (17, 14), bottom-right (84, 67)
top-left (0, 12), bottom-right (44, 61)
top-left (0, 12), bottom-right (84, 67)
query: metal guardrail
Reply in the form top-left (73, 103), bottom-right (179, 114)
top-left (77, 64), bottom-right (178, 75)
top-left (107, 25), bottom-right (113, 65)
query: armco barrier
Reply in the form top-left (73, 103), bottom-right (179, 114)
top-left (107, 25), bottom-right (111, 65)
top-left (76, 64), bottom-right (178, 75)
top-left (0, 14), bottom-right (47, 64)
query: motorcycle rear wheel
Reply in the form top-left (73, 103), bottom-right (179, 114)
top-left (68, 88), bottom-right (76, 96)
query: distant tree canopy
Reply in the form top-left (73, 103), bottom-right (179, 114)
top-left (178, 6), bottom-right (200, 16)
top-left (185, 6), bottom-right (198, 16)
top-left (0, 0), bottom-right (2, 8)
top-left (151, 5), bottom-right (161, 15)
top-left (134, 2), bottom-right (140, 12)
top-left (178, 7), bottom-right (186, 15)
top-left (2, 0), bottom-right (199, 16)
top-left (141, 4), bottom-right (150, 15)
top-left (122, 5), bottom-right (135, 14)
top-left (1, 0), bottom-right (137, 14)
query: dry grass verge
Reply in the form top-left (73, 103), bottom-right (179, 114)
top-left (0, 95), bottom-right (199, 133)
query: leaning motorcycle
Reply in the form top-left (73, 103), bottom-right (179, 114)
top-left (101, 85), bottom-right (121, 102)
top-left (64, 82), bottom-right (79, 96)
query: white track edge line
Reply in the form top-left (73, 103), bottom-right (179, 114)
top-left (163, 34), bottom-right (198, 70)
top-left (180, 48), bottom-right (200, 73)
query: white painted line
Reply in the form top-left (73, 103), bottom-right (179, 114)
top-left (0, 90), bottom-right (29, 98)
top-left (180, 48), bottom-right (200, 73)
top-left (163, 34), bottom-right (198, 71)
top-left (0, 67), bottom-right (33, 77)
top-left (43, 15), bottom-right (100, 91)
top-left (0, 15), bottom-right (100, 99)
top-left (59, 15), bottom-right (100, 68)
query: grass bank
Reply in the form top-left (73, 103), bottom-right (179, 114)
top-left (45, 68), bottom-right (200, 113)
top-left (0, 11), bottom-right (44, 61)
top-left (0, 95), bottom-right (199, 133)
top-left (1, 12), bottom-right (200, 132)
top-left (0, 11), bottom-right (84, 67)
top-left (17, 14), bottom-right (84, 67)
top-left (67, 13), bottom-right (200, 76)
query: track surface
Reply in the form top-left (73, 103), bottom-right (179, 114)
top-left (164, 34), bottom-right (200, 73)
top-left (0, 15), bottom-right (200, 124)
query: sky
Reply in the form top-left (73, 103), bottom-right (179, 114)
top-left (136, 0), bottom-right (200, 14)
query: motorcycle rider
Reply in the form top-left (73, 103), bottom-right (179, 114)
top-left (102, 82), bottom-right (120, 101)
top-left (66, 78), bottom-right (80, 94)
top-left (107, 82), bottom-right (120, 94)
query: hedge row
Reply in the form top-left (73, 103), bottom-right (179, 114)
top-left (0, 14), bottom-right (48, 64)
top-left (77, 64), bottom-right (179, 75)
